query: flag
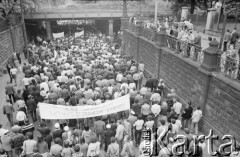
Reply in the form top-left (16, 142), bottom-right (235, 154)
top-left (52, 32), bottom-right (64, 39)
top-left (75, 30), bottom-right (84, 38)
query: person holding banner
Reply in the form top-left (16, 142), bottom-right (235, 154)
top-left (4, 29), bottom-right (193, 157)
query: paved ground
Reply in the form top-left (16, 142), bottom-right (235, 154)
top-left (195, 22), bottom-right (240, 50)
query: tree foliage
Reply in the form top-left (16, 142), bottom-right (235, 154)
top-left (166, 0), bottom-right (220, 14)
top-left (0, 0), bottom-right (39, 21)
top-left (225, 0), bottom-right (240, 15)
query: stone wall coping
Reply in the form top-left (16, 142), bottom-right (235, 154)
top-left (0, 29), bottom-right (11, 35)
top-left (208, 8), bottom-right (217, 11)
top-left (161, 47), bottom-right (201, 68)
top-left (212, 72), bottom-right (240, 92)
top-left (139, 36), bottom-right (155, 45)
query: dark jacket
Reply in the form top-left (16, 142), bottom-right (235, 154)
top-left (12, 133), bottom-right (25, 149)
top-left (5, 84), bottom-right (15, 95)
top-left (37, 126), bottom-right (51, 138)
top-left (193, 35), bottom-right (202, 46)
top-left (52, 129), bottom-right (63, 139)
top-left (231, 31), bottom-right (239, 43)
top-left (103, 129), bottom-right (114, 144)
top-left (26, 99), bottom-right (37, 111)
top-left (22, 123), bottom-right (35, 135)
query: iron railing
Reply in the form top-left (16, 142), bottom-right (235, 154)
top-left (217, 54), bottom-right (240, 80)
top-left (141, 28), bottom-right (156, 41)
top-left (166, 35), bottom-right (203, 63)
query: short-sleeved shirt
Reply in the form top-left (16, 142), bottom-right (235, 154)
top-left (141, 103), bottom-right (150, 115)
top-left (133, 120), bottom-right (144, 130)
top-left (151, 104), bottom-right (161, 116)
top-left (10, 68), bottom-right (18, 75)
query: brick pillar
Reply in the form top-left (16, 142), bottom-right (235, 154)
top-left (45, 21), bottom-right (52, 40)
top-left (109, 19), bottom-right (114, 37)
top-left (10, 26), bottom-right (16, 52)
top-left (121, 0), bottom-right (128, 31)
top-left (155, 26), bottom-right (167, 47)
top-left (154, 26), bottom-right (167, 79)
top-left (120, 0), bottom-right (128, 55)
top-left (206, 8), bottom-right (217, 30)
top-left (135, 23), bottom-right (142, 36)
top-left (181, 7), bottom-right (189, 20)
top-left (201, 39), bottom-right (221, 71)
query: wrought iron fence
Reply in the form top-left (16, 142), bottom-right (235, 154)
top-left (166, 35), bottom-right (204, 63)
top-left (141, 28), bottom-right (156, 41)
top-left (217, 54), bottom-right (240, 80)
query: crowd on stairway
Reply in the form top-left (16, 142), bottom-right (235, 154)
top-left (1, 28), bottom-right (240, 157)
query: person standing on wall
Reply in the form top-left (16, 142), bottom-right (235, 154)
top-left (230, 28), bottom-right (239, 49)
top-left (223, 29), bottom-right (231, 52)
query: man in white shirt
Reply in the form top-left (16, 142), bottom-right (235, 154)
top-left (16, 109), bottom-right (26, 126)
top-left (133, 116), bottom-right (144, 146)
top-left (40, 79), bottom-right (49, 92)
top-left (116, 72), bottom-right (123, 83)
top-left (115, 121), bottom-right (126, 151)
top-left (138, 62), bottom-right (145, 72)
top-left (120, 82), bottom-right (128, 93)
top-left (191, 106), bottom-right (202, 135)
top-left (22, 77), bottom-right (30, 89)
top-left (10, 67), bottom-right (18, 84)
top-left (150, 93), bottom-right (161, 103)
top-left (151, 103), bottom-right (161, 118)
top-left (173, 98), bottom-right (182, 115)
top-left (171, 119), bottom-right (179, 135)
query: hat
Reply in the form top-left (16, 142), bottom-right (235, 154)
top-left (37, 136), bottom-right (43, 140)
top-left (39, 121), bottom-right (45, 126)
top-left (106, 124), bottom-right (111, 129)
top-left (3, 130), bottom-right (9, 134)
top-left (54, 123), bottom-right (60, 129)
top-left (169, 137), bottom-right (174, 142)
top-left (64, 126), bottom-right (69, 132)
top-left (184, 128), bottom-right (189, 134)
top-left (130, 110), bottom-right (135, 115)
top-left (33, 154), bottom-right (43, 157)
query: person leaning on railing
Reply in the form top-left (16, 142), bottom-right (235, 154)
top-left (224, 44), bottom-right (239, 79)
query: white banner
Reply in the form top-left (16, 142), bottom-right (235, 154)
top-left (52, 32), bottom-right (64, 39)
top-left (39, 94), bottom-right (130, 119)
top-left (75, 30), bottom-right (84, 38)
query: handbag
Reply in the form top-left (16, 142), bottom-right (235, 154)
top-left (20, 150), bottom-right (26, 157)
top-left (90, 143), bottom-right (99, 157)
top-left (20, 141), bottom-right (26, 157)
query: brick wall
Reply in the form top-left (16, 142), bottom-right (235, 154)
top-left (12, 25), bottom-right (25, 53)
top-left (0, 24), bottom-right (24, 66)
top-left (124, 27), bottom-right (240, 146)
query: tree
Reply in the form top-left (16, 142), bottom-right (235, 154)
top-left (225, 0), bottom-right (240, 15)
top-left (166, 0), bottom-right (220, 15)
top-left (0, 0), bottom-right (39, 21)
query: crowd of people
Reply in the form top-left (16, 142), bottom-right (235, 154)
top-left (1, 27), bottom-right (239, 157)
top-left (131, 15), bottom-right (240, 80)
top-left (221, 28), bottom-right (240, 80)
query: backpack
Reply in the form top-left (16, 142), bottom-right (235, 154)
top-left (126, 143), bottom-right (135, 157)
top-left (90, 143), bottom-right (99, 157)
top-left (110, 145), bottom-right (119, 157)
